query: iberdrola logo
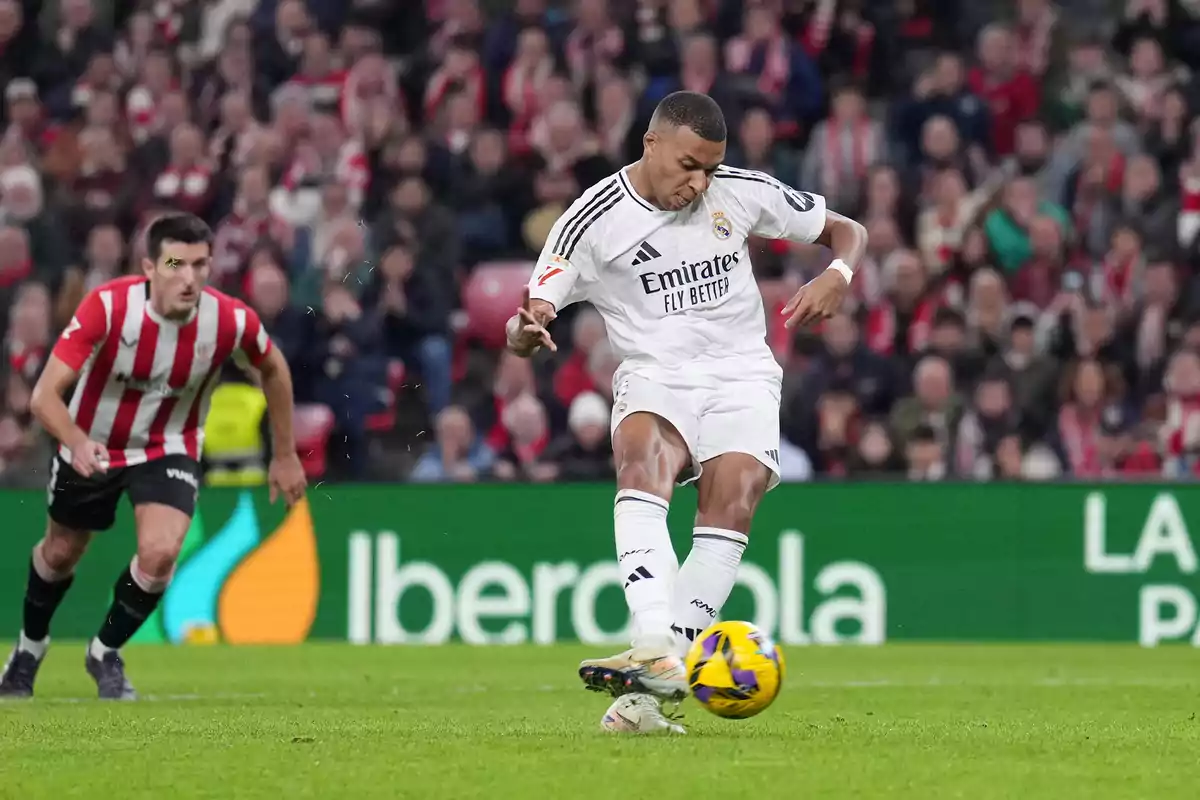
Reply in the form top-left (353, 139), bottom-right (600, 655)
top-left (130, 493), bottom-right (320, 645)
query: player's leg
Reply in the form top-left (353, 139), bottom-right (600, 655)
top-left (579, 374), bottom-right (697, 704)
top-left (670, 453), bottom-right (772, 655)
top-left (671, 376), bottom-right (780, 657)
top-left (0, 520), bottom-right (93, 698)
top-left (2, 456), bottom-right (115, 699)
top-left (87, 456), bottom-right (199, 700)
top-left (612, 411), bottom-right (690, 650)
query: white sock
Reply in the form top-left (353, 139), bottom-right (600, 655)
top-left (18, 631), bottom-right (48, 660)
top-left (89, 637), bottom-right (117, 660)
top-left (614, 489), bottom-right (679, 652)
top-left (671, 527), bottom-right (748, 656)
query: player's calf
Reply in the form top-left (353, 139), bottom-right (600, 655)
top-left (86, 555), bottom-right (170, 699)
top-left (670, 453), bottom-right (769, 656)
top-left (1, 528), bottom-right (89, 697)
top-left (86, 504), bottom-right (188, 698)
top-left (612, 413), bottom-right (690, 651)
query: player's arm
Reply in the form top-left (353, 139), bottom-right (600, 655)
top-left (781, 206), bottom-right (868, 327)
top-left (812, 209), bottom-right (869, 280)
top-left (234, 304), bottom-right (307, 505)
top-left (742, 171), bottom-right (868, 279)
top-left (737, 170), bottom-right (868, 327)
top-left (30, 357), bottom-right (91, 454)
top-left (505, 196), bottom-right (600, 357)
top-left (32, 291), bottom-right (110, 475)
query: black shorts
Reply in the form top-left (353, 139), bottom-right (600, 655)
top-left (47, 453), bottom-right (202, 532)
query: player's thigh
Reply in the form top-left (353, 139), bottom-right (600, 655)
top-left (611, 372), bottom-right (699, 498)
top-left (127, 455), bottom-right (201, 574)
top-left (46, 454), bottom-right (124, 535)
top-left (694, 379), bottom-right (780, 534)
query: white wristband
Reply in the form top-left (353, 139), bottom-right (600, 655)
top-left (826, 259), bottom-right (853, 285)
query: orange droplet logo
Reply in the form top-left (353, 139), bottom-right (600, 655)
top-left (218, 498), bottom-right (319, 643)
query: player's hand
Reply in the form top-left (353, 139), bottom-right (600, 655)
top-left (268, 452), bottom-right (307, 506)
top-left (782, 268), bottom-right (851, 329)
top-left (507, 288), bottom-right (557, 356)
top-left (70, 438), bottom-right (109, 477)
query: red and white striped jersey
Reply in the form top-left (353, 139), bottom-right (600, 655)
top-left (51, 276), bottom-right (273, 468)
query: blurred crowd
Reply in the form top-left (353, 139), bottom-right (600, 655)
top-left (2, 0), bottom-right (1200, 485)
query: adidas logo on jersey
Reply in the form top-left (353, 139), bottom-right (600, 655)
top-left (630, 240), bottom-right (661, 266)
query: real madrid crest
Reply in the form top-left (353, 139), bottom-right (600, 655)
top-left (711, 211), bottom-right (732, 240)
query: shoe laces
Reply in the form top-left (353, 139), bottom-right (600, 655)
top-left (98, 653), bottom-right (130, 693)
top-left (3, 651), bottom-right (37, 689)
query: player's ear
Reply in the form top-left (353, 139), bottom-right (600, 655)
top-left (643, 130), bottom-right (657, 155)
top-left (141, 257), bottom-right (156, 278)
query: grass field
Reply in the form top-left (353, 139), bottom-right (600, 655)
top-left (1, 644), bottom-right (1198, 799)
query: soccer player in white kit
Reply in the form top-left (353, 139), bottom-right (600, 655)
top-left (506, 92), bottom-right (867, 733)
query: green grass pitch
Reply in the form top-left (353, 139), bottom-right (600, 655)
top-left (1, 644), bottom-right (1197, 798)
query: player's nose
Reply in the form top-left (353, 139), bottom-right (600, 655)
top-left (688, 171), bottom-right (709, 195)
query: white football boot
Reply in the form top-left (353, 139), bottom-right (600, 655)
top-left (579, 644), bottom-right (688, 702)
top-left (600, 693), bottom-right (686, 735)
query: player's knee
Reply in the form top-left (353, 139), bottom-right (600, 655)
top-left (40, 526), bottom-right (90, 572)
top-left (135, 544), bottom-right (180, 580)
top-left (616, 459), bottom-right (663, 496)
top-left (615, 447), bottom-right (680, 499)
top-left (135, 528), bottom-right (187, 579)
top-left (696, 497), bottom-right (756, 535)
top-left (695, 473), bottom-right (767, 534)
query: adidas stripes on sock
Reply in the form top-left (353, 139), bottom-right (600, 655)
top-left (614, 489), bottom-right (679, 652)
top-left (671, 527), bottom-right (748, 656)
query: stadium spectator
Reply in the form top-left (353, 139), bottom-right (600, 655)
top-left (411, 405), bottom-right (495, 483)
top-left (802, 83), bottom-right (885, 211)
top-left (368, 242), bottom-right (453, 414)
top-left (891, 354), bottom-right (962, 454)
top-left (540, 391), bottom-right (614, 482)
top-left (553, 307), bottom-right (607, 408)
top-left (492, 392), bottom-right (553, 482)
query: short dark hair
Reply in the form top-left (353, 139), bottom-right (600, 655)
top-left (651, 91), bottom-right (727, 142)
top-left (932, 306), bottom-right (966, 330)
top-left (145, 213), bottom-right (212, 261)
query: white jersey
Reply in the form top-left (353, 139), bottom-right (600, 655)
top-left (527, 165), bottom-right (827, 374)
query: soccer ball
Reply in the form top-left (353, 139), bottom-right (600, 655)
top-left (684, 621), bottom-right (785, 719)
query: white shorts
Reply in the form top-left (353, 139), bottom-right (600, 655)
top-left (610, 360), bottom-right (782, 491)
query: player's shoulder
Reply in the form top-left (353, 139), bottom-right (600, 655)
top-left (712, 165), bottom-right (794, 193)
top-left (201, 284), bottom-right (237, 305)
top-left (549, 169), bottom-right (638, 258)
top-left (79, 275), bottom-right (145, 312)
top-left (711, 165), bottom-right (823, 211)
top-left (560, 169), bottom-right (639, 221)
top-left (201, 285), bottom-right (253, 313)
top-left (90, 275), bottom-right (146, 296)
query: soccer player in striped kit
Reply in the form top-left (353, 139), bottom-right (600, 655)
top-left (0, 213), bottom-right (307, 700)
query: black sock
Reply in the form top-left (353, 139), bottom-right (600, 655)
top-left (96, 567), bottom-right (163, 650)
top-left (23, 557), bottom-right (74, 642)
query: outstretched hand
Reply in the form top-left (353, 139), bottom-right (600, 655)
top-left (781, 269), bottom-right (851, 330)
top-left (507, 288), bottom-right (557, 355)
